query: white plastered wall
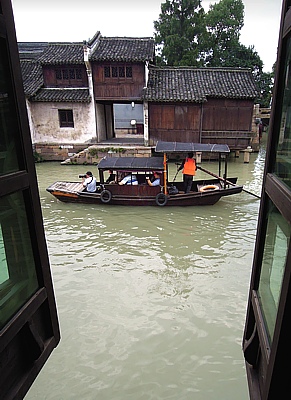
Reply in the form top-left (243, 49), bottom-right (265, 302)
top-left (29, 101), bottom-right (97, 143)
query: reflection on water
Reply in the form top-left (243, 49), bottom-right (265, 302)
top-left (25, 150), bottom-right (265, 400)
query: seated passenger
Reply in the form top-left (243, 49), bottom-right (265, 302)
top-left (146, 171), bottom-right (161, 187)
top-left (119, 174), bottom-right (138, 185)
top-left (106, 170), bottom-right (116, 184)
top-left (82, 171), bottom-right (97, 192)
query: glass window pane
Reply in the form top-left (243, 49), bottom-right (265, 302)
top-left (274, 36), bottom-right (291, 188)
top-left (0, 38), bottom-right (21, 175)
top-left (112, 66), bottom-right (118, 78)
top-left (126, 66), bottom-right (132, 78)
top-left (55, 69), bottom-right (62, 80)
top-left (104, 66), bottom-right (110, 78)
top-left (76, 68), bottom-right (82, 79)
top-left (69, 69), bottom-right (75, 79)
top-left (0, 191), bottom-right (39, 329)
top-left (258, 200), bottom-right (290, 342)
top-left (62, 69), bottom-right (68, 80)
top-left (119, 66), bottom-right (125, 77)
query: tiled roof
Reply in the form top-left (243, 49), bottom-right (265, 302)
top-left (18, 42), bottom-right (49, 60)
top-left (37, 43), bottom-right (84, 65)
top-left (20, 60), bottom-right (43, 96)
top-left (31, 88), bottom-right (91, 102)
top-left (143, 67), bottom-right (258, 102)
top-left (90, 37), bottom-right (155, 62)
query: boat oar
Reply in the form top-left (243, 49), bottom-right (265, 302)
top-left (172, 164), bottom-right (180, 182)
top-left (197, 166), bottom-right (261, 200)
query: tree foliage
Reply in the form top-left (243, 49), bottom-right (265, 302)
top-left (202, 0), bottom-right (244, 66)
top-left (154, 0), bottom-right (205, 66)
top-left (154, 0), bottom-right (272, 106)
top-left (255, 70), bottom-right (274, 108)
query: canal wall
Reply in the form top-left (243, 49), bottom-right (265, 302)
top-left (34, 143), bottom-right (152, 164)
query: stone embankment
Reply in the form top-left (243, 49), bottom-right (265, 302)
top-left (60, 144), bottom-right (152, 165)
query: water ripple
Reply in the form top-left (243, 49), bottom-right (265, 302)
top-left (26, 160), bottom-right (261, 400)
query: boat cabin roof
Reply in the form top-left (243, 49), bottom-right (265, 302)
top-left (98, 156), bottom-right (164, 171)
top-left (155, 141), bottom-right (230, 153)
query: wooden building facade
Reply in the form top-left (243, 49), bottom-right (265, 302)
top-left (18, 33), bottom-right (258, 159)
top-left (144, 67), bottom-right (257, 149)
top-left (89, 37), bottom-right (153, 102)
top-left (18, 34), bottom-right (155, 152)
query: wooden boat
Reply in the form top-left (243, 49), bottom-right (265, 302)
top-left (46, 141), bottom-right (243, 206)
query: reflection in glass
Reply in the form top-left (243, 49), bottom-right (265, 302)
top-left (0, 38), bottom-right (21, 174)
top-left (0, 191), bottom-right (39, 329)
top-left (274, 36), bottom-right (291, 188)
top-left (0, 227), bottom-right (9, 284)
top-left (258, 200), bottom-right (290, 342)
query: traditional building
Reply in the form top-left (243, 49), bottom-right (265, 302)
top-left (18, 32), bottom-right (258, 160)
top-left (143, 66), bottom-right (257, 148)
top-left (18, 33), bottom-right (154, 154)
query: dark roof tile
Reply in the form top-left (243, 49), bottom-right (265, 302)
top-left (18, 42), bottom-right (49, 60)
top-left (20, 60), bottom-right (43, 96)
top-left (37, 43), bottom-right (84, 65)
top-left (31, 88), bottom-right (91, 102)
top-left (143, 67), bottom-right (258, 102)
top-left (90, 37), bottom-right (155, 62)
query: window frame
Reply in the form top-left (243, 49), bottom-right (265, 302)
top-left (58, 109), bottom-right (74, 128)
top-left (0, 1), bottom-right (60, 399)
top-left (54, 66), bottom-right (83, 85)
top-left (103, 64), bottom-right (133, 80)
top-left (243, 1), bottom-right (291, 398)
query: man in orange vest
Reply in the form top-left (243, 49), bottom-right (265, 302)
top-left (178, 152), bottom-right (197, 193)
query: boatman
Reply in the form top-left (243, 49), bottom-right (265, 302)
top-left (178, 152), bottom-right (197, 193)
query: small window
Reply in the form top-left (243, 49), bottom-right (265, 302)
top-left (119, 66), bottom-right (125, 77)
top-left (126, 66), bottom-right (132, 78)
top-left (59, 109), bottom-right (74, 128)
top-left (104, 66), bottom-right (110, 78)
top-left (69, 69), bottom-right (75, 79)
top-left (62, 69), bottom-right (69, 80)
top-left (55, 69), bottom-right (62, 80)
top-left (75, 68), bottom-right (82, 79)
top-left (104, 64), bottom-right (133, 79)
top-left (112, 66), bottom-right (118, 77)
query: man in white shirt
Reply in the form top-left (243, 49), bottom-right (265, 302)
top-left (119, 174), bottom-right (138, 185)
top-left (82, 171), bottom-right (97, 192)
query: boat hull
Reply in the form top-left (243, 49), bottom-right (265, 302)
top-left (46, 179), bottom-right (243, 207)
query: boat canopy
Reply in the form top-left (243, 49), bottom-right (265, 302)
top-left (98, 156), bottom-right (164, 171)
top-left (155, 141), bottom-right (230, 154)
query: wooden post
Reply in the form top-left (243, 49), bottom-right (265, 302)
top-left (163, 152), bottom-right (168, 195)
top-left (143, 101), bottom-right (149, 146)
top-left (244, 147), bottom-right (252, 163)
top-left (196, 151), bottom-right (202, 164)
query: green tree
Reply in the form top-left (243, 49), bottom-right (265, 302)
top-left (255, 70), bottom-right (274, 107)
top-left (202, 0), bottom-right (244, 66)
top-left (227, 43), bottom-right (263, 75)
top-left (153, 0), bottom-right (272, 107)
top-left (154, 0), bottom-right (205, 66)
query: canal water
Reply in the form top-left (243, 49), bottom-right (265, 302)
top-left (25, 147), bottom-right (265, 400)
